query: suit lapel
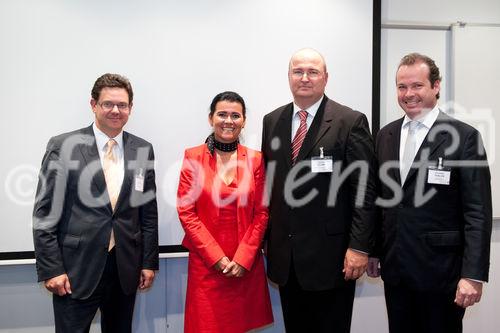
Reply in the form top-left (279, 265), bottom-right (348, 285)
top-left (78, 126), bottom-right (111, 211)
top-left (236, 144), bottom-right (248, 190)
top-left (387, 118), bottom-right (403, 186)
top-left (115, 131), bottom-right (136, 211)
top-left (404, 112), bottom-right (449, 186)
top-left (236, 145), bottom-right (248, 233)
top-left (206, 144), bottom-right (217, 181)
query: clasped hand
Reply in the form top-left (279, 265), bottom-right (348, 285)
top-left (214, 256), bottom-right (246, 278)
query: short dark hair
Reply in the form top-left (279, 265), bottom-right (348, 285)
top-left (398, 53), bottom-right (442, 99)
top-left (209, 91), bottom-right (246, 118)
top-left (91, 73), bottom-right (134, 104)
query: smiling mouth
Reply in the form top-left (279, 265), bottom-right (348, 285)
top-left (405, 100), bottom-right (420, 107)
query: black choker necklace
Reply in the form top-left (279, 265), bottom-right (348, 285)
top-left (206, 133), bottom-right (238, 155)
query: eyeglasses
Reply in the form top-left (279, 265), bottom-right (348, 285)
top-left (99, 101), bottom-right (130, 112)
top-left (290, 69), bottom-right (323, 79)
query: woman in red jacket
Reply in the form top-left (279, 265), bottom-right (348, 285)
top-left (177, 91), bottom-right (273, 333)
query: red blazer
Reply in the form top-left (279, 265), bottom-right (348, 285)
top-left (177, 144), bottom-right (268, 270)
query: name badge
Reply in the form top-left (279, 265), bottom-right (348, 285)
top-left (135, 168), bottom-right (145, 192)
top-left (311, 147), bottom-right (333, 173)
top-left (427, 157), bottom-right (451, 185)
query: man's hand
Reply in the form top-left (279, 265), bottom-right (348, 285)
top-left (222, 261), bottom-right (246, 278)
top-left (44, 274), bottom-right (72, 296)
top-left (139, 269), bottom-right (155, 290)
top-left (343, 248), bottom-right (368, 280)
top-left (366, 257), bottom-right (381, 278)
top-left (214, 256), bottom-right (231, 272)
top-left (455, 278), bottom-right (483, 308)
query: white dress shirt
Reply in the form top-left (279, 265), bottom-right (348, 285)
top-left (399, 105), bottom-right (440, 174)
top-left (291, 96), bottom-right (324, 140)
top-left (92, 123), bottom-right (125, 190)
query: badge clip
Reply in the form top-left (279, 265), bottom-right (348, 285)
top-left (311, 147), bottom-right (333, 173)
top-left (438, 157), bottom-right (444, 170)
top-left (427, 157), bottom-right (451, 185)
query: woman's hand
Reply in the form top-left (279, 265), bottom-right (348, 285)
top-left (214, 256), bottom-right (231, 272)
top-left (222, 261), bottom-right (247, 278)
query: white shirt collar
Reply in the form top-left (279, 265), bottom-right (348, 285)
top-left (92, 123), bottom-right (124, 152)
top-left (293, 96), bottom-right (324, 118)
top-left (402, 105), bottom-right (440, 130)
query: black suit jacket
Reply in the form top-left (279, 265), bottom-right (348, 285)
top-left (33, 125), bottom-right (159, 299)
top-left (261, 96), bottom-right (377, 290)
top-left (375, 111), bottom-right (492, 292)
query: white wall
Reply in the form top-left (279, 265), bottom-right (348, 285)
top-left (451, 25), bottom-right (500, 217)
top-left (382, 0), bottom-right (500, 24)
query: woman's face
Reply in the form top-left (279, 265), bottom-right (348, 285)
top-left (209, 100), bottom-right (245, 143)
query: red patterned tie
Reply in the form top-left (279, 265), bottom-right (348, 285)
top-left (291, 110), bottom-right (308, 165)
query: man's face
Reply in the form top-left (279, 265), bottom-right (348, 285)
top-left (288, 51), bottom-right (328, 105)
top-left (396, 62), bottom-right (440, 119)
top-left (91, 87), bottom-right (131, 137)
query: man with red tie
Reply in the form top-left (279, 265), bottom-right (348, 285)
top-left (261, 48), bottom-right (378, 332)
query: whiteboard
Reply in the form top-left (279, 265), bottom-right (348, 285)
top-left (451, 25), bottom-right (500, 218)
top-left (0, 0), bottom-right (374, 253)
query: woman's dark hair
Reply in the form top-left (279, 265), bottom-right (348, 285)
top-left (209, 91), bottom-right (246, 118)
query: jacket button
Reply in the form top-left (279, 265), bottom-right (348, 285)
top-left (398, 204), bottom-right (404, 209)
top-left (288, 234), bottom-right (293, 238)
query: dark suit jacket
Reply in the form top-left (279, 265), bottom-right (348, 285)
top-left (376, 111), bottom-right (492, 293)
top-left (261, 96), bottom-right (377, 290)
top-left (33, 125), bottom-right (159, 299)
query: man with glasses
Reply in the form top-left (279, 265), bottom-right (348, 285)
top-left (261, 48), bottom-right (377, 332)
top-left (33, 73), bottom-right (159, 332)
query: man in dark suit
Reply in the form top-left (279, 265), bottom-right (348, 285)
top-left (368, 53), bottom-right (492, 333)
top-left (33, 73), bottom-right (159, 333)
top-left (261, 48), bottom-right (377, 332)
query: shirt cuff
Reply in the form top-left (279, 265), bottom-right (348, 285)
top-left (349, 248), bottom-right (369, 255)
